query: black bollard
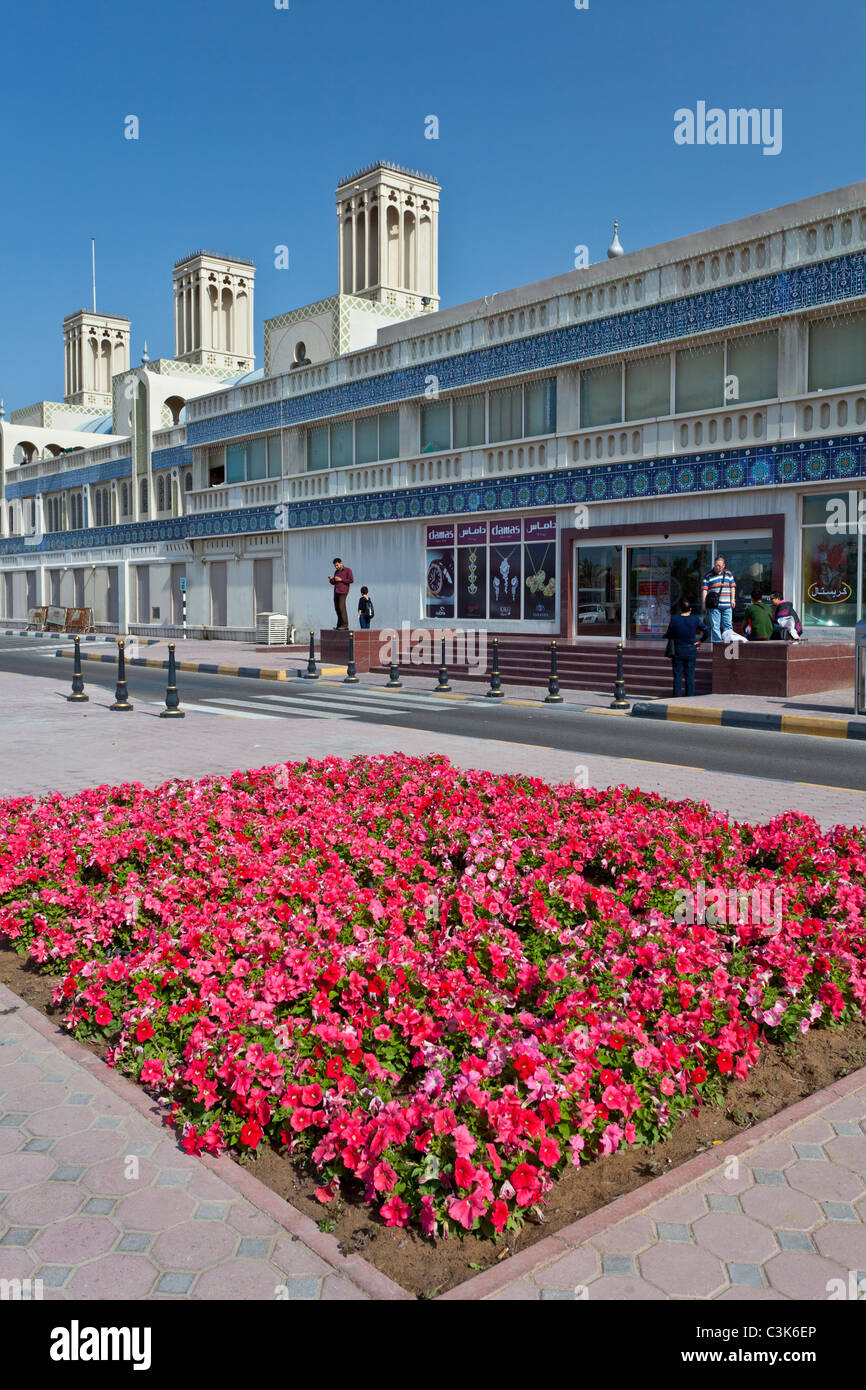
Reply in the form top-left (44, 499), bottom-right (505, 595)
top-left (67, 635), bottom-right (89, 703)
top-left (305, 630), bottom-right (319, 679)
top-left (485, 636), bottom-right (504, 699)
top-left (159, 643), bottom-right (185, 719)
top-left (433, 635), bottom-right (452, 693)
top-left (385, 636), bottom-right (402, 689)
top-left (544, 640), bottom-right (564, 704)
top-left (344, 631), bottom-right (359, 683)
top-left (610, 641), bottom-right (630, 709)
top-left (110, 638), bottom-right (133, 711)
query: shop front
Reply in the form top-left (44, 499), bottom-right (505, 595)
top-left (425, 516), bottom-right (558, 625)
top-left (567, 516), bottom-right (784, 642)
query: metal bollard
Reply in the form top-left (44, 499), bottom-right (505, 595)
top-left (610, 641), bottom-right (630, 709)
top-left (305, 630), bottom-right (319, 679)
top-left (67, 635), bottom-right (89, 703)
top-left (544, 640), bottom-right (563, 704)
top-left (110, 638), bottom-right (134, 711)
top-left (433, 635), bottom-right (452, 693)
top-left (485, 636), bottom-right (504, 699)
top-left (385, 636), bottom-right (402, 689)
top-left (344, 631), bottom-right (359, 683)
top-left (159, 643), bottom-right (185, 719)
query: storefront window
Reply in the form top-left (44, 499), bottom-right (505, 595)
top-left (628, 545), bottom-right (710, 637)
top-left (712, 538), bottom-right (773, 621)
top-left (801, 514), bottom-right (858, 630)
top-left (577, 546), bottom-right (622, 636)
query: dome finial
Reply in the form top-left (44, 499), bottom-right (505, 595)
top-left (0, 400), bottom-right (5, 422)
top-left (141, 339), bottom-right (150, 365)
top-left (607, 220), bottom-right (624, 258)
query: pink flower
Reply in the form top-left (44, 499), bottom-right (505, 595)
top-left (380, 1195), bottom-right (410, 1227)
top-left (538, 1137), bottom-right (561, 1168)
top-left (452, 1124), bottom-right (477, 1159)
top-left (141, 1059), bottom-right (163, 1084)
top-left (373, 1161), bottom-right (398, 1193)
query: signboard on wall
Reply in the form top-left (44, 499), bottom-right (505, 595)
top-left (490, 519), bottom-right (522, 620)
top-left (457, 521), bottom-right (487, 620)
top-left (523, 516), bottom-right (557, 620)
top-left (426, 524), bottom-right (455, 619)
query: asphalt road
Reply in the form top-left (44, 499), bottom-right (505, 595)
top-left (1, 637), bottom-right (865, 792)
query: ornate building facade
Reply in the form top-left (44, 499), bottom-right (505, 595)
top-left (3, 166), bottom-right (866, 640)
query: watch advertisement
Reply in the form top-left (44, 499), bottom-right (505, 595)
top-left (457, 521), bottom-right (488, 619)
top-left (426, 524), bottom-right (455, 618)
top-left (489, 519), bottom-right (522, 620)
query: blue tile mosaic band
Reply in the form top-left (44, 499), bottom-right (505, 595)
top-left (6, 457), bottom-right (133, 500)
top-left (1, 438), bottom-right (863, 556)
top-left (188, 252), bottom-right (866, 446)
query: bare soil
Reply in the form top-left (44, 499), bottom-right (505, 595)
top-left (2, 942), bottom-right (864, 1299)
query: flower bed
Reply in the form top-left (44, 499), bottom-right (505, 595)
top-left (1, 754), bottom-right (865, 1240)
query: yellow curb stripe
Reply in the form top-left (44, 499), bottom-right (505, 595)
top-left (664, 707), bottom-right (724, 726)
top-left (780, 715), bottom-right (848, 739)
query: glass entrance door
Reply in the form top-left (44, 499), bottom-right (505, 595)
top-left (576, 545), bottom-right (623, 636)
top-left (627, 544), bottom-right (710, 638)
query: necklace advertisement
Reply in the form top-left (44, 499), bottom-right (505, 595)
top-left (489, 519), bottom-right (522, 620)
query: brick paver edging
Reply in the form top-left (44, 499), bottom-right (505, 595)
top-left (631, 701), bottom-right (866, 741)
top-left (439, 1060), bottom-right (866, 1300)
top-left (0, 980), bottom-right (411, 1301)
top-left (55, 650), bottom-right (290, 682)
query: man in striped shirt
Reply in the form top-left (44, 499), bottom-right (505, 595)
top-left (700, 555), bottom-right (737, 643)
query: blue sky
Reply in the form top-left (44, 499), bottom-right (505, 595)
top-left (2, 0), bottom-right (863, 410)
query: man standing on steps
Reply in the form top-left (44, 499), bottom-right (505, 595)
top-left (700, 554), bottom-right (736, 643)
top-left (329, 557), bottom-right (354, 630)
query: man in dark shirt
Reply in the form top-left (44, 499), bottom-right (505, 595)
top-left (664, 598), bottom-right (708, 697)
top-left (329, 558), bottom-right (354, 630)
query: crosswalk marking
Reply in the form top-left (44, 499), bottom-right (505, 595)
top-left (153, 700), bottom-right (279, 720)
top-left (246, 691), bottom-right (459, 713)
top-left (205, 697), bottom-right (348, 719)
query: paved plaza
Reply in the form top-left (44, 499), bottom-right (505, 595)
top-left (1, 659), bottom-right (864, 1301)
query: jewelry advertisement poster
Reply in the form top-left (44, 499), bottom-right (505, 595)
top-left (457, 520), bottom-right (488, 619)
top-left (425, 524), bottom-right (455, 619)
top-left (523, 515), bottom-right (557, 620)
top-left (489, 518), bottom-right (522, 620)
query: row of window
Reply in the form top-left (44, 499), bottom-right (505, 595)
top-left (19, 472), bottom-right (195, 535)
top-left (420, 380), bottom-right (557, 454)
top-left (580, 333), bottom-right (779, 428)
top-left (307, 412), bottom-right (399, 472)
top-left (227, 435), bottom-right (283, 483)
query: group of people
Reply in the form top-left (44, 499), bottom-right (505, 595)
top-left (664, 555), bottom-right (803, 697)
top-left (328, 559), bottom-right (375, 630)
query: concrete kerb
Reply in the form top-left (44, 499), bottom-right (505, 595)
top-left (440, 1059), bottom-right (866, 1300)
top-left (631, 701), bottom-right (866, 742)
top-left (56, 650), bottom-right (291, 682)
top-left (0, 979), bottom-right (412, 1302)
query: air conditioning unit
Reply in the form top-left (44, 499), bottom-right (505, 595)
top-left (256, 612), bottom-right (291, 646)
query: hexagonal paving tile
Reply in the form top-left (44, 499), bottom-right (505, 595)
top-left (764, 1250), bottom-right (848, 1300)
top-left (193, 1258), bottom-right (287, 1300)
top-left (81, 1156), bottom-right (159, 1196)
top-left (115, 1188), bottom-right (196, 1230)
top-left (151, 1221), bottom-right (237, 1270)
top-left (739, 1185), bottom-right (823, 1230)
top-left (813, 1221), bottom-right (866, 1268)
top-left (640, 1243), bottom-right (727, 1298)
top-left (785, 1160), bottom-right (863, 1203)
top-left (691, 1212), bottom-right (779, 1265)
top-left (530, 1245), bottom-right (600, 1291)
top-left (3, 1181), bottom-right (85, 1225)
top-left (66, 1253), bottom-right (160, 1300)
top-left (0, 1153), bottom-right (54, 1190)
top-left (32, 1217), bottom-right (117, 1265)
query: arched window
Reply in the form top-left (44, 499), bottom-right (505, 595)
top-left (157, 475), bottom-right (166, 511)
top-left (140, 478), bottom-right (148, 513)
top-left (121, 482), bottom-right (130, 516)
top-left (8, 506), bottom-right (13, 534)
top-left (94, 492), bottom-right (102, 527)
top-left (183, 471), bottom-right (192, 493)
